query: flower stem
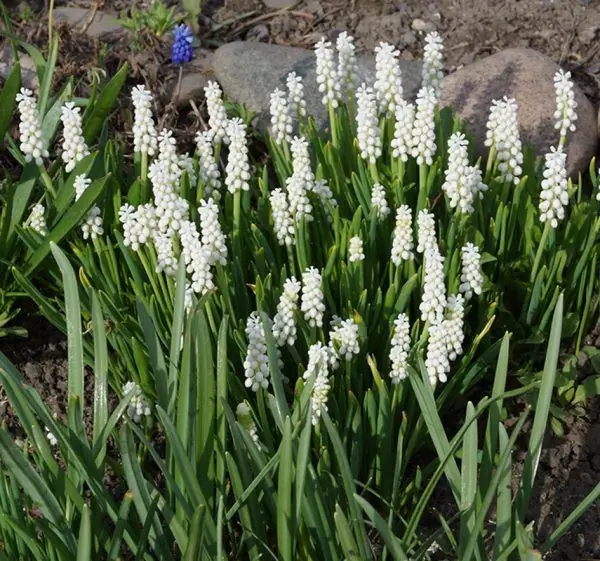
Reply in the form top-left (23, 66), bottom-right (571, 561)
top-left (39, 166), bottom-right (57, 198)
top-left (416, 163), bottom-right (428, 212)
top-left (530, 221), bottom-right (551, 284)
top-left (369, 162), bottom-right (380, 185)
top-left (141, 152), bottom-right (148, 182)
top-left (328, 102), bottom-right (338, 149)
top-left (233, 189), bottom-right (242, 259)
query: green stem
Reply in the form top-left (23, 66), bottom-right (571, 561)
top-left (39, 166), bottom-right (57, 198)
top-left (141, 152), bottom-right (148, 183)
top-left (233, 189), bottom-right (242, 260)
top-left (369, 162), bottom-right (380, 185)
top-left (530, 222), bottom-right (551, 284)
top-left (416, 164), bottom-right (428, 212)
top-left (47, 0), bottom-right (55, 52)
top-left (328, 102), bottom-right (338, 149)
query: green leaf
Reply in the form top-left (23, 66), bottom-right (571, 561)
top-left (76, 504), bottom-right (92, 561)
top-left (277, 416), bottom-right (293, 561)
top-left (0, 61), bottom-right (20, 145)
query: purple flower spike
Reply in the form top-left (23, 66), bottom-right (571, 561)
top-left (172, 24), bottom-right (194, 65)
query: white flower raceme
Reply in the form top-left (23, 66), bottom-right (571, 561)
top-left (391, 100), bottom-right (415, 162)
top-left (444, 294), bottom-right (465, 362)
top-left (422, 32), bottom-right (444, 100)
top-left (539, 146), bottom-right (569, 229)
top-left (391, 205), bottom-right (415, 265)
top-left (348, 236), bottom-right (365, 262)
top-left (60, 102), bottom-right (90, 172)
top-left (205, 81), bottom-right (229, 144)
top-left (196, 130), bottom-right (221, 201)
top-left (287, 71), bottom-right (307, 118)
top-left (287, 136), bottom-right (315, 221)
top-left (179, 219), bottom-right (215, 295)
top-left (148, 160), bottom-right (189, 235)
top-left (420, 246), bottom-right (447, 325)
top-left (225, 118), bottom-right (251, 194)
top-left (45, 427), bottom-right (58, 447)
top-left (304, 342), bottom-right (331, 426)
top-left (312, 178), bottom-right (337, 221)
top-left (459, 243), bottom-right (483, 300)
top-left (416, 209), bottom-right (436, 254)
top-left (270, 88), bottom-right (293, 145)
top-left (553, 69), bottom-right (577, 143)
top-left (131, 85), bottom-right (158, 156)
top-left (244, 312), bottom-right (270, 392)
top-left (273, 277), bottom-right (301, 347)
top-left (123, 381), bottom-right (151, 423)
top-left (301, 267), bottom-right (326, 328)
top-left (336, 31), bottom-right (359, 94)
top-left (371, 183), bottom-right (390, 221)
top-left (389, 313), bottom-right (410, 384)
top-left (374, 42), bottom-right (403, 115)
top-left (236, 402), bottom-right (260, 444)
top-left (26, 203), bottom-right (47, 235)
top-left (356, 84), bottom-right (382, 164)
top-left (290, 135), bottom-right (315, 188)
top-left (425, 321), bottom-right (450, 385)
top-left (178, 154), bottom-right (197, 186)
top-left (74, 174), bottom-right (104, 240)
top-left (16, 88), bottom-right (49, 165)
top-left (270, 188), bottom-right (295, 246)
top-left (485, 97), bottom-right (523, 184)
top-left (315, 38), bottom-right (341, 108)
top-left (329, 316), bottom-right (360, 368)
top-left (198, 198), bottom-right (228, 266)
top-left (119, 203), bottom-right (156, 251)
top-left (411, 87), bottom-right (437, 166)
top-left (153, 230), bottom-right (177, 276)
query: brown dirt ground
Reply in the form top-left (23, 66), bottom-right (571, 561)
top-left (2, 0), bottom-right (600, 558)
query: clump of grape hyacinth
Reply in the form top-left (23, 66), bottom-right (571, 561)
top-left (16, 88), bottom-right (49, 165)
top-left (171, 24), bottom-right (193, 64)
top-left (123, 381), bottom-right (151, 423)
top-left (459, 243), bottom-right (484, 300)
top-left (244, 312), bottom-right (270, 392)
top-left (336, 31), bottom-right (358, 95)
top-left (301, 267), bottom-right (326, 328)
top-left (270, 188), bottom-right (295, 246)
top-left (485, 97), bottom-right (523, 184)
top-left (304, 342), bottom-right (331, 426)
top-left (420, 246), bottom-right (447, 325)
top-left (411, 87), bottom-right (437, 166)
top-left (273, 277), bottom-right (301, 347)
top-left (225, 118), bottom-right (250, 194)
top-left (131, 85), bottom-right (158, 157)
top-left (374, 42), bottom-right (403, 115)
top-left (391, 205), bottom-right (414, 266)
top-left (198, 198), bottom-right (228, 266)
top-left (315, 38), bottom-right (341, 108)
top-left (416, 209), bottom-right (437, 254)
top-left (60, 102), bottom-right (90, 172)
top-left (270, 88), bottom-right (293, 145)
top-left (553, 69), bottom-right (577, 145)
top-left (422, 32), bottom-right (444, 100)
top-left (539, 146), bottom-right (569, 229)
top-left (205, 81), bottom-right (229, 144)
top-left (286, 72), bottom-right (307, 118)
top-left (391, 100), bottom-right (415, 162)
top-left (390, 313), bottom-right (411, 384)
top-left (356, 84), bottom-right (382, 164)
top-left (444, 295), bottom-right (465, 362)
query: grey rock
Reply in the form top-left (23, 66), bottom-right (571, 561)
top-left (441, 48), bottom-right (597, 176)
top-left (212, 41), bottom-right (422, 130)
top-left (0, 42), bottom-right (38, 91)
top-left (53, 7), bottom-right (122, 38)
top-left (411, 18), bottom-right (436, 33)
top-left (246, 24), bottom-right (269, 43)
top-left (176, 73), bottom-right (210, 107)
top-left (355, 13), bottom-right (404, 51)
top-left (262, 0), bottom-right (296, 8)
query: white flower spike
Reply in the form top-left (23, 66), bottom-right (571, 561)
top-left (356, 83), bottom-right (382, 165)
top-left (315, 38), bottom-right (341, 108)
top-left (131, 85), bottom-right (158, 156)
top-left (539, 146), bottom-right (569, 229)
top-left (16, 88), bottom-right (49, 165)
top-left (390, 313), bottom-right (410, 384)
top-left (391, 205), bottom-right (415, 265)
top-left (60, 102), bottom-right (90, 172)
top-left (374, 42), bottom-right (403, 116)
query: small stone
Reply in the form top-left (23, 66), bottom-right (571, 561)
top-left (411, 18), bottom-right (436, 33)
top-left (356, 13), bottom-right (404, 51)
top-left (176, 73), bottom-right (209, 107)
top-left (441, 48), bottom-right (597, 177)
top-left (304, 0), bottom-right (323, 15)
top-left (53, 7), bottom-right (122, 38)
top-left (262, 0), bottom-right (295, 8)
top-left (0, 42), bottom-right (38, 91)
top-left (246, 24), bottom-right (269, 43)
top-left (211, 41), bottom-right (422, 132)
top-left (578, 350), bottom-right (589, 368)
top-left (399, 31), bottom-right (416, 47)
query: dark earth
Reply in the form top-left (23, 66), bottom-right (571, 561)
top-left (2, 0), bottom-right (600, 558)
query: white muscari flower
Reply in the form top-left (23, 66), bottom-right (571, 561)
top-left (356, 83), bottom-right (382, 164)
top-left (391, 100), bottom-right (415, 162)
top-left (315, 38), bottom-right (341, 108)
top-left (425, 321), bottom-right (450, 385)
top-left (205, 81), bottom-right (229, 144)
top-left (286, 173), bottom-right (313, 222)
top-left (304, 342), bottom-right (331, 426)
top-left (287, 71), bottom-right (307, 118)
top-left (45, 427), bottom-right (58, 447)
top-left (422, 32), bottom-right (444, 100)
top-left (371, 183), bottom-right (390, 220)
top-left (123, 381), bottom-right (151, 423)
top-left (301, 267), bottom-right (326, 328)
top-left (420, 246), bottom-right (447, 325)
top-left (148, 163), bottom-right (189, 235)
top-left (236, 402), bottom-right (260, 444)
top-left (391, 205), bottom-right (415, 265)
top-left (539, 146), bottom-right (569, 229)
top-left (178, 153), bottom-right (197, 186)
top-left (74, 174), bottom-right (104, 240)
top-left (411, 87), bottom-right (437, 166)
top-left (312, 178), bottom-right (337, 222)
top-left (459, 243), bottom-right (483, 300)
top-left (348, 236), bottom-right (365, 262)
top-left (244, 312), bottom-right (270, 392)
top-left (74, 173), bottom-right (91, 200)
top-left (195, 131), bottom-right (221, 201)
top-left (26, 203), bottom-right (47, 235)
top-left (270, 88), bottom-right (293, 145)
top-left (131, 85), bottom-right (158, 156)
top-left (179, 219), bottom-right (214, 294)
top-left (60, 102), bottom-right (90, 172)
top-left (444, 294), bottom-right (465, 362)
top-left (153, 230), bottom-right (177, 276)
top-left (273, 277), bottom-right (301, 347)
top-left (553, 69), bottom-right (577, 142)
top-left (336, 31), bottom-right (359, 94)
top-left (390, 313), bottom-right (410, 384)
top-left (270, 188), bottom-right (295, 246)
top-left (416, 209), bottom-right (436, 254)
top-left (16, 88), bottom-right (49, 165)
top-left (119, 203), bottom-right (157, 251)
top-left (198, 198), bottom-right (228, 266)
top-left (225, 118), bottom-right (251, 194)
top-left (374, 42), bottom-right (403, 115)
top-left (329, 316), bottom-right (360, 367)
top-left (484, 97), bottom-right (523, 184)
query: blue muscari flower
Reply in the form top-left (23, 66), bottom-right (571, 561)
top-left (172, 24), bottom-right (194, 65)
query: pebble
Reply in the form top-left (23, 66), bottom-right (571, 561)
top-left (411, 18), bottom-right (436, 33)
top-left (262, 0), bottom-right (296, 8)
top-left (246, 24), bottom-right (270, 43)
top-left (52, 7), bottom-right (123, 38)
